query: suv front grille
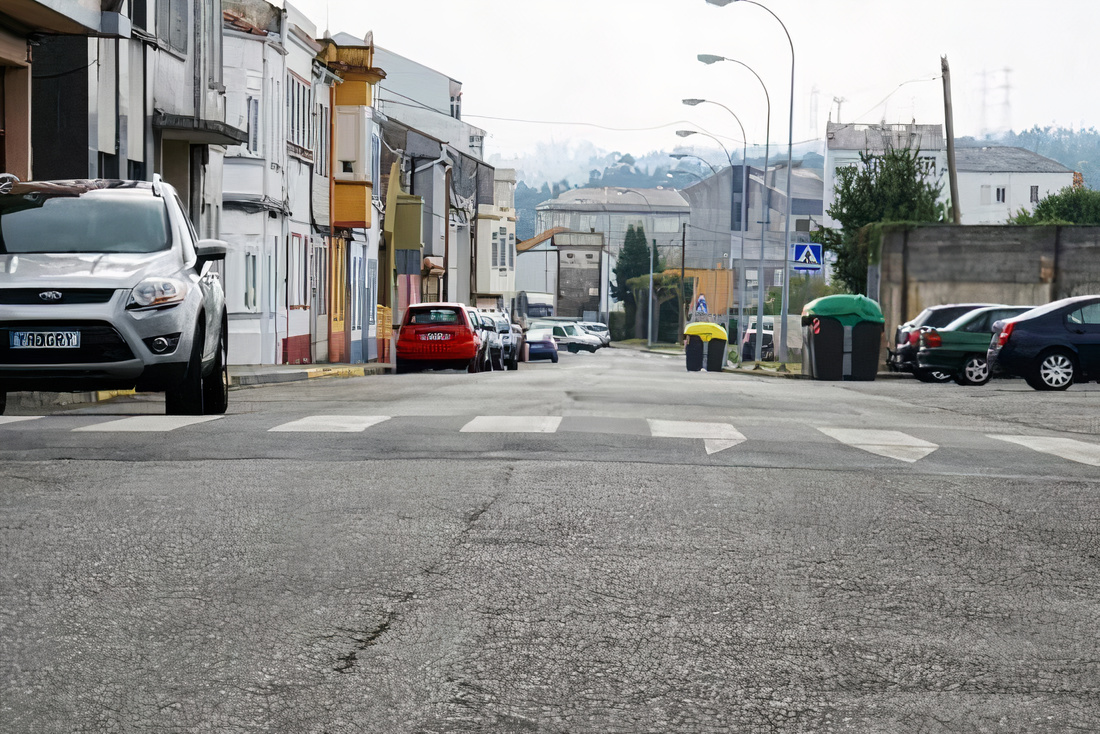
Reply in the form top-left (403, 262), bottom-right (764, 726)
top-left (0, 288), bottom-right (117, 305)
top-left (0, 321), bottom-right (135, 364)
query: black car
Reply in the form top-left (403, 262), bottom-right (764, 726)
top-left (887, 303), bottom-right (996, 382)
top-left (987, 295), bottom-right (1100, 390)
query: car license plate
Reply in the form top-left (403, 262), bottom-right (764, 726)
top-left (10, 331), bottom-right (81, 349)
top-left (420, 332), bottom-right (451, 341)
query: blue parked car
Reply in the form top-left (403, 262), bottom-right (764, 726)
top-left (524, 328), bottom-right (559, 363)
top-left (987, 295), bottom-right (1100, 390)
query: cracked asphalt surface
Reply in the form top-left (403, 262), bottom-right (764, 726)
top-left (2, 348), bottom-right (1099, 732)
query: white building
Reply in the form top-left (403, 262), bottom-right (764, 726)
top-left (823, 122), bottom-right (946, 230)
top-left (954, 147), bottom-right (1074, 224)
top-left (475, 168), bottom-right (518, 308)
top-left (824, 122), bottom-right (1076, 227)
top-left (221, 1), bottom-right (337, 365)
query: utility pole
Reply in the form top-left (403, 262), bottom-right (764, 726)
top-left (679, 223), bottom-right (686, 342)
top-left (941, 55), bottom-right (962, 224)
top-left (647, 238), bottom-right (655, 346)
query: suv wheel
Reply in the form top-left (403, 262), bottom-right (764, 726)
top-left (953, 355), bottom-right (991, 386)
top-left (201, 320), bottom-right (229, 414)
top-left (166, 327), bottom-right (205, 415)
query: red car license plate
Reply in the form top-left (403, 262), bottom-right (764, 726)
top-left (420, 332), bottom-right (451, 341)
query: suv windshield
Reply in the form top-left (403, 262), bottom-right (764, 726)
top-left (0, 189), bottom-right (171, 255)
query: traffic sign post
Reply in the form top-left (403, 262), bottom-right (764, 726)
top-left (791, 242), bottom-right (822, 273)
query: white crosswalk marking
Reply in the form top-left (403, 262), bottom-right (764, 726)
top-left (74, 415), bottom-right (222, 432)
top-left (0, 416), bottom-right (42, 427)
top-left (269, 415), bottom-right (391, 432)
top-left (817, 427), bottom-right (938, 463)
top-left (461, 416), bottom-right (562, 433)
top-left (647, 419), bottom-right (747, 455)
top-left (989, 435), bottom-right (1100, 467)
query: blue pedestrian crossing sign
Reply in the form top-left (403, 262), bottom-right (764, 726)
top-left (791, 243), bottom-right (823, 272)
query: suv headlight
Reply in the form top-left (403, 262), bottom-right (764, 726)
top-left (127, 277), bottom-right (189, 309)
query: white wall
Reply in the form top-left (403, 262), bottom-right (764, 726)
top-left (956, 171), bottom-right (1073, 224)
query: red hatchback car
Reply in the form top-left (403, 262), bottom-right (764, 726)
top-left (396, 302), bottom-right (483, 373)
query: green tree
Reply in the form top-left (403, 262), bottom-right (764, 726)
top-left (1010, 185), bottom-right (1100, 225)
top-left (819, 147), bottom-right (943, 294)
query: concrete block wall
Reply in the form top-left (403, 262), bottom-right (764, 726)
top-left (872, 223), bottom-right (1100, 363)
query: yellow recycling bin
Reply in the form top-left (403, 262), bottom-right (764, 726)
top-left (684, 322), bottom-right (728, 372)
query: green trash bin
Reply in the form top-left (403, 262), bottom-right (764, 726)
top-left (684, 323), bottom-right (728, 372)
top-left (801, 295), bottom-right (885, 381)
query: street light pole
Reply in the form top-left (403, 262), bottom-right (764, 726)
top-left (683, 99), bottom-right (750, 353)
top-left (697, 54), bottom-right (770, 365)
top-left (706, 0), bottom-right (796, 366)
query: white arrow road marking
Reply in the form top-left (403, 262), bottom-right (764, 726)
top-left (989, 435), bottom-right (1100, 467)
top-left (817, 427), bottom-right (938, 463)
top-left (461, 416), bottom-right (563, 433)
top-left (0, 416), bottom-right (43, 427)
top-left (74, 415), bottom-right (222, 432)
top-left (269, 415), bottom-right (391, 432)
top-left (647, 419), bottom-right (747, 455)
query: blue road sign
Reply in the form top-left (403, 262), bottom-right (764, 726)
top-left (791, 243), bottom-right (823, 272)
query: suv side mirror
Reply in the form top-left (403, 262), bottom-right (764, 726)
top-left (196, 238), bottom-right (227, 265)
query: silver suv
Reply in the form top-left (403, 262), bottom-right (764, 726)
top-left (0, 177), bottom-right (229, 415)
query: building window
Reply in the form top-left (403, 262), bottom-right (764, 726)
top-left (508, 234), bottom-right (515, 269)
top-left (499, 227), bottom-right (508, 267)
top-left (289, 234), bottom-right (308, 309)
top-left (996, 187), bottom-right (1006, 204)
top-left (157, 0), bottom-right (188, 54)
top-left (491, 231), bottom-right (498, 267)
top-left (314, 104), bottom-right (328, 175)
top-left (286, 73), bottom-right (311, 154)
top-left (1031, 185), bottom-right (1040, 203)
top-left (980, 185), bottom-right (991, 205)
top-left (247, 97), bottom-right (260, 154)
top-left (244, 252), bottom-right (258, 311)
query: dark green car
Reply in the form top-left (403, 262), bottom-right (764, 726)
top-left (916, 305), bottom-right (1034, 385)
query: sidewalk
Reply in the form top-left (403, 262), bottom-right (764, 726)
top-left (229, 362), bottom-right (389, 387)
top-left (8, 362), bottom-right (391, 411)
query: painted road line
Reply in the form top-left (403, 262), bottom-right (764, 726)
top-left (461, 416), bottom-right (563, 433)
top-left (0, 416), bottom-right (43, 427)
top-left (647, 419), bottom-right (747, 455)
top-left (74, 416), bottom-right (223, 432)
top-left (989, 435), bottom-right (1100, 467)
top-left (817, 427), bottom-right (938, 463)
top-left (269, 415), bottom-right (391, 432)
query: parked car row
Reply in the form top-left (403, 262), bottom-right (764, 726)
top-left (888, 295), bottom-right (1100, 390)
top-left (395, 307), bottom-right (611, 373)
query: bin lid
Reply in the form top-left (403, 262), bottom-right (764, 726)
top-left (684, 322), bottom-right (728, 341)
top-left (802, 294), bottom-right (885, 326)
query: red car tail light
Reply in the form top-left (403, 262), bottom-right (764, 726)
top-left (996, 321), bottom-right (1015, 347)
top-left (922, 329), bottom-right (941, 348)
top-left (907, 330), bottom-right (920, 346)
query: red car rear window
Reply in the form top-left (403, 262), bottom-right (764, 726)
top-left (405, 307), bottom-right (464, 326)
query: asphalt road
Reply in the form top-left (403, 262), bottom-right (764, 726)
top-left (2, 348), bottom-right (1099, 733)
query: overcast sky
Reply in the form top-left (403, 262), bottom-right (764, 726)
top-left (290, 0), bottom-right (1099, 161)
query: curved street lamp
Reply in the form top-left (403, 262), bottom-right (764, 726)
top-left (697, 53), bottom-right (771, 364)
top-left (683, 98), bottom-right (751, 349)
top-left (669, 152), bottom-right (719, 177)
top-left (618, 188), bottom-right (658, 346)
top-left (705, 0), bottom-right (796, 364)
